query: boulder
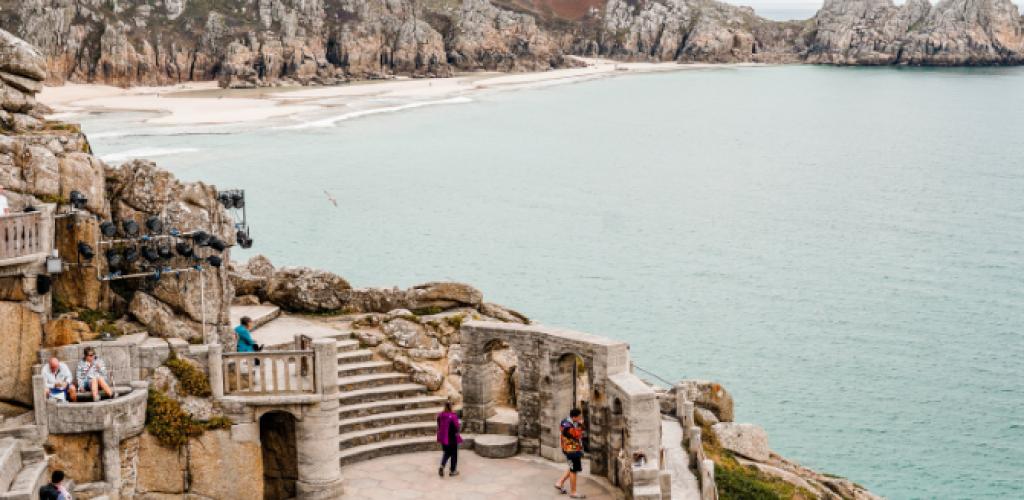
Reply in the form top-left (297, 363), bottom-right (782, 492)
top-left (150, 366), bottom-right (216, 420)
top-left (42, 317), bottom-right (91, 347)
top-left (230, 254), bottom-right (275, 297)
top-left (694, 407), bottom-right (720, 426)
top-left (410, 364), bottom-right (444, 391)
top-left (0, 276), bottom-right (27, 301)
top-left (0, 302), bottom-right (42, 405)
top-left (382, 318), bottom-right (427, 348)
top-left (130, 292), bottom-right (202, 341)
top-left (711, 423), bottom-right (769, 462)
top-left (677, 380), bottom-right (734, 422)
top-left (265, 266), bottom-right (351, 312)
top-left (45, 433), bottom-right (104, 484)
top-left (407, 282), bottom-right (483, 310)
top-left (232, 294), bottom-right (261, 306)
top-left (489, 348), bottom-right (517, 373)
top-left (135, 432), bottom-right (186, 495)
top-left (52, 216), bottom-right (105, 309)
top-left (58, 152), bottom-right (109, 216)
top-left (0, 29), bottom-right (47, 82)
top-left (188, 429), bottom-right (263, 499)
top-left (355, 329), bottom-right (384, 347)
top-left (479, 302), bottom-right (530, 324)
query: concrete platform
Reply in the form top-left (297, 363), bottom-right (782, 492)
top-left (485, 407), bottom-right (519, 436)
top-left (250, 315), bottom-right (348, 347)
top-left (229, 305), bottom-right (280, 331)
top-left (474, 435), bottom-right (519, 459)
top-left (340, 450), bottom-right (622, 500)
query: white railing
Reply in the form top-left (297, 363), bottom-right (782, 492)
top-left (221, 350), bottom-right (316, 395)
top-left (0, 212), bottom-right (44, 262)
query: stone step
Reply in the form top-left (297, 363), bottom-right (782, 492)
top-left (0, 458), bottom-right (47, 500)
top-left (336, 384), bottom-right (428, 406)
top-left (338, 435), bottom-right (476, 467)
top-left (339, 407), bottom-right (443, 432)
top-left (337, 395), bottom-right (449, 420)
top-left (335, 339), bottom-right (359, 353)
top-left (337, 373), bottom-right (409, 392)
top-left (632, 483), bottom-right (663, 500)
top-left (338, 422), bottom-right (436, 448)
top-left (337, 360), bottom-right (393, 378)
top-left (230, 305), bottom-right (281, 331)
top-left (0, 439), bottom-right (21, 494)
top-left (336, 349), bottom-right (373, 364)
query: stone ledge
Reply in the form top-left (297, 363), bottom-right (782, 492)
top-left (44, 382), bottom-right (148, 435)
top-left (474, 434), bottom-right (518, 459)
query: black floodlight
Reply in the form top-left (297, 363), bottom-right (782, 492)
top-left (105, 249), bottom-right (123, 272)
top-left (36, 275), bottom-right (51, 295)
top-left (145, 216), bottom-right (163, 234)
top-left (175, 241), bottom-right (193, 258)
top-left (218, 192), bottom-right (233, 208)
top-left (191, 230), bottom-right (211, 246)
top-left (100, 221), bottom-right (117, 237)
top-left (77, 242), bottom-right (95, 261)
top-left (230, 192), bottom-right (244, 209)
top-left (121, 219), bottom-right (140, 237)
top-left (69, 190), bottom-right (88, 210)
top-left (208, 237), bottom-right (226, 252)
top-left (206, 255), bottom-right (222, 267)
top-left (141, 245), bottom-right (160, 262)
top-left (123, 246), bottom-right (139, 263)
top-left (157, 243), bottom-right (173, 260)
top-left (236, 230), bottom-right (253, 249)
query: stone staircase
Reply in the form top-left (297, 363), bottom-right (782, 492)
top-left (0, 437), bottom-right (49, 500)
top-left (334, 337), bottom-right (450, 466)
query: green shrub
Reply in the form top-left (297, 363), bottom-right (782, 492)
top-left (164, 352), bottom-right (212, 398)
top-left (200, 415), bottom-right (233, 430)
top-left (412, 306), bottom-right (444, 316)
top-left (444, 314), bottom-right (466, 329)
top-left (145, 389), bottom-right (201, 448)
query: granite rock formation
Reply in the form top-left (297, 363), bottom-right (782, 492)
top-left (1, 1), bottom-right (1021, 89)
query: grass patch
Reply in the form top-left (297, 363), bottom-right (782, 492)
top-left (145, 389), bottom-right (231, 448)
top-left (164, 351), bottom-right (212, 398)
top-left (444, 314), bottom-right (466, 329)
top-left (412, 306), bottom-right (444, 316)
top-left (77, 309), bottom-right (118, 331)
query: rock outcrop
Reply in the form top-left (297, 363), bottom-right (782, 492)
top-left (1, 1), bottom-right (1020, 89)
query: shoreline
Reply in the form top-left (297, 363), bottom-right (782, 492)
top-left (38, 58), bottom-right (763, 127)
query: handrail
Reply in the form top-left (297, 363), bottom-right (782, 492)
top-left (631, 362), bottom-right (675, 389)
top-left (0, 212), bottom-right (44, 261)
top-left (223, 349), bottom-right (311, 357)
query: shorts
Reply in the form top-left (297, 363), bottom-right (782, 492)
top-left (564, 451), bottom-right (583, 473)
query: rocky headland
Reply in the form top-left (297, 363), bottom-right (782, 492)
top-left (0, 0), bottom-right (1021, 89)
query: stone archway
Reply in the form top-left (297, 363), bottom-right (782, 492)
top-left (260, 411), bottom-right (298, 500)
top-left (483, 339), bottom-right (520, 435)
top-left (549, 353), bottom-right (592, 461)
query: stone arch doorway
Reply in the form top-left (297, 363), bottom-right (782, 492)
top-left (551, 353), bottom-right (592, 457)
top-left (484, 339), bottom-right (520, 434)
top-left (260, 411), bottom-right (298, 500)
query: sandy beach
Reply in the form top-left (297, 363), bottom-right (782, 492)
top-left (38, 58), bottom-right (744, 127)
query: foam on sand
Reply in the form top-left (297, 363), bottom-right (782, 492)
top-left (279, 96), bottom-right (473, 130)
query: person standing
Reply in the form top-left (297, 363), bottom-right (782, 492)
top-left (76, 347), bottom-right (113, 401)
top-left (436, 401), bottom-right (463, 477)
top-left (41, 357), bottom-right (76, 402)
top-left (0, 184), bottom-right (9, 216)
top-left (235, 316), bottom-right (258, 352)
top-left (39, 470), bottom-right (72, 499)
top-left (554, 408), bottom-right (586, 498)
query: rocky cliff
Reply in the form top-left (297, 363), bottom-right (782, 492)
top-left (0, 0), bottom-right (1021, 89)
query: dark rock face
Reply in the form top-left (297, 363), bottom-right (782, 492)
top-left (1, 1), bottom-right (1020, 89)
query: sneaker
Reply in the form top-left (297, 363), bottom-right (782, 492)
top-left (438, 467), bottom-right (444, 477)
top-left (448, 471), bottom-right (459, 477)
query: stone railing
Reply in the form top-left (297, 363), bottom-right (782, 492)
top-left (209, 338), bottom-right (336, 399)
top-left (0, 211), bottom-right (50, 268)
top-left (679, 400), bottom-right (718, 500)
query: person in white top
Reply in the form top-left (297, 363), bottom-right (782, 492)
top-left (41, 357), bottom-right (77, 402)
top-left (0, 184), bottom-right (9, 216)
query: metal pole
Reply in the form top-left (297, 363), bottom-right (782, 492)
top-left (200, 268), bottom-right (207, 344)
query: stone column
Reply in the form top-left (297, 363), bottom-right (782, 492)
top-left (688, 427), bottom-right (702, 463)
top-left (295, 399), bottom-right (344, 499)
top-left (700, 459), bottom-right (716, 500)
top-left (461, 351), bottom-right (490, 434)
top-left (312, 338), bottom-right (336, 397)
top-left (102, 420), bottom-right (122, 493)
top-left (208, 344), bottom-right (223, 399)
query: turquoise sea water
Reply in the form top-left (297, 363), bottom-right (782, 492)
top-left (78, 66), bottom-right (1024, 498)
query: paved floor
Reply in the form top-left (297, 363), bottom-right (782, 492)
top-left (662, 417), bottom-right (700, 499)
top-left (341, 451), bottom-right (623, 500)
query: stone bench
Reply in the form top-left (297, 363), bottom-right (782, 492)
top-left (37, 382), bottom-right (147, 435)
top-left (473, 434), bottom-right (519, 459)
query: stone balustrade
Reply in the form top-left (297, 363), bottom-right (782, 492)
top-left (0, 208), bottom-right (55, 275)
top-left (678, 396), bottom-right (718, 500)
top-left (220, 350), bottom-right (316, 395)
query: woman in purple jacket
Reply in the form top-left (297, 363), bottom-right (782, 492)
top-left (436, 401), bottom-right (463, 477)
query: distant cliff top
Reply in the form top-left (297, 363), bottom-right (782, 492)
top-left (0, 0), bottom-right (1021, 88)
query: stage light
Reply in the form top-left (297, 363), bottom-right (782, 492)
top-left (145, 216), bottom-right (163, 234)
top-left (77, 242), bottom-right (95, 260)
top-left (208, 237), bottom-right (226, 252)
top-left (100, 221), bottom-right (117, 237)
top-left (175, 242), bottom-right (194, 258)
top-left (105, 249), bottom-right (124, 272)
top-left (157, 244), bottom-right (173, 259)
top-left (69, 190), bottom-right (88, 210)
top-left (230, 192), bottom-right (244, 209)
top-left (191, 230), bottom-right (211, 246)
top-left (236, 230), bottom-right (253, 249)
top-left (218, 192), bottom-right (233, 208)
top-left (124, 247), bottom-right (139, 263)
top-left (122, 219), bottom-right (140, 237)
top-left (206, 255), bottom-right (222, 267)
top-left (142, 246), bottom-right (160, 262)
top-left (37, 275), bottom-right (52, 295)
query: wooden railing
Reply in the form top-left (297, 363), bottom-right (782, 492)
top-left (221, 350), bottom-right (316, 395)
top-left (0, 212), bottom-right (44, 261)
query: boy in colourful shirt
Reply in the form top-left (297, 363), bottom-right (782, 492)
top-left (555, 408), bottom-right (586, 498)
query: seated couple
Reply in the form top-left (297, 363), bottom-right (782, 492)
top-left (41, 347), bottom-right (114, 403)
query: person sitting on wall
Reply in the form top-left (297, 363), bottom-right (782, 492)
top-left (235, 316), bottom-right (262, 353)
top-left (41, 357), bottom-right (76, 402)
top-left (76, 347), bottom-right (113, 401)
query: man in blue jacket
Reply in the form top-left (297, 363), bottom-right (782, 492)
top-left (235, 316), bottom-right (259, 352)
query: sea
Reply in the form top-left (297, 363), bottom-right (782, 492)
top-left (74, 65), bottom-right (1024, 498)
